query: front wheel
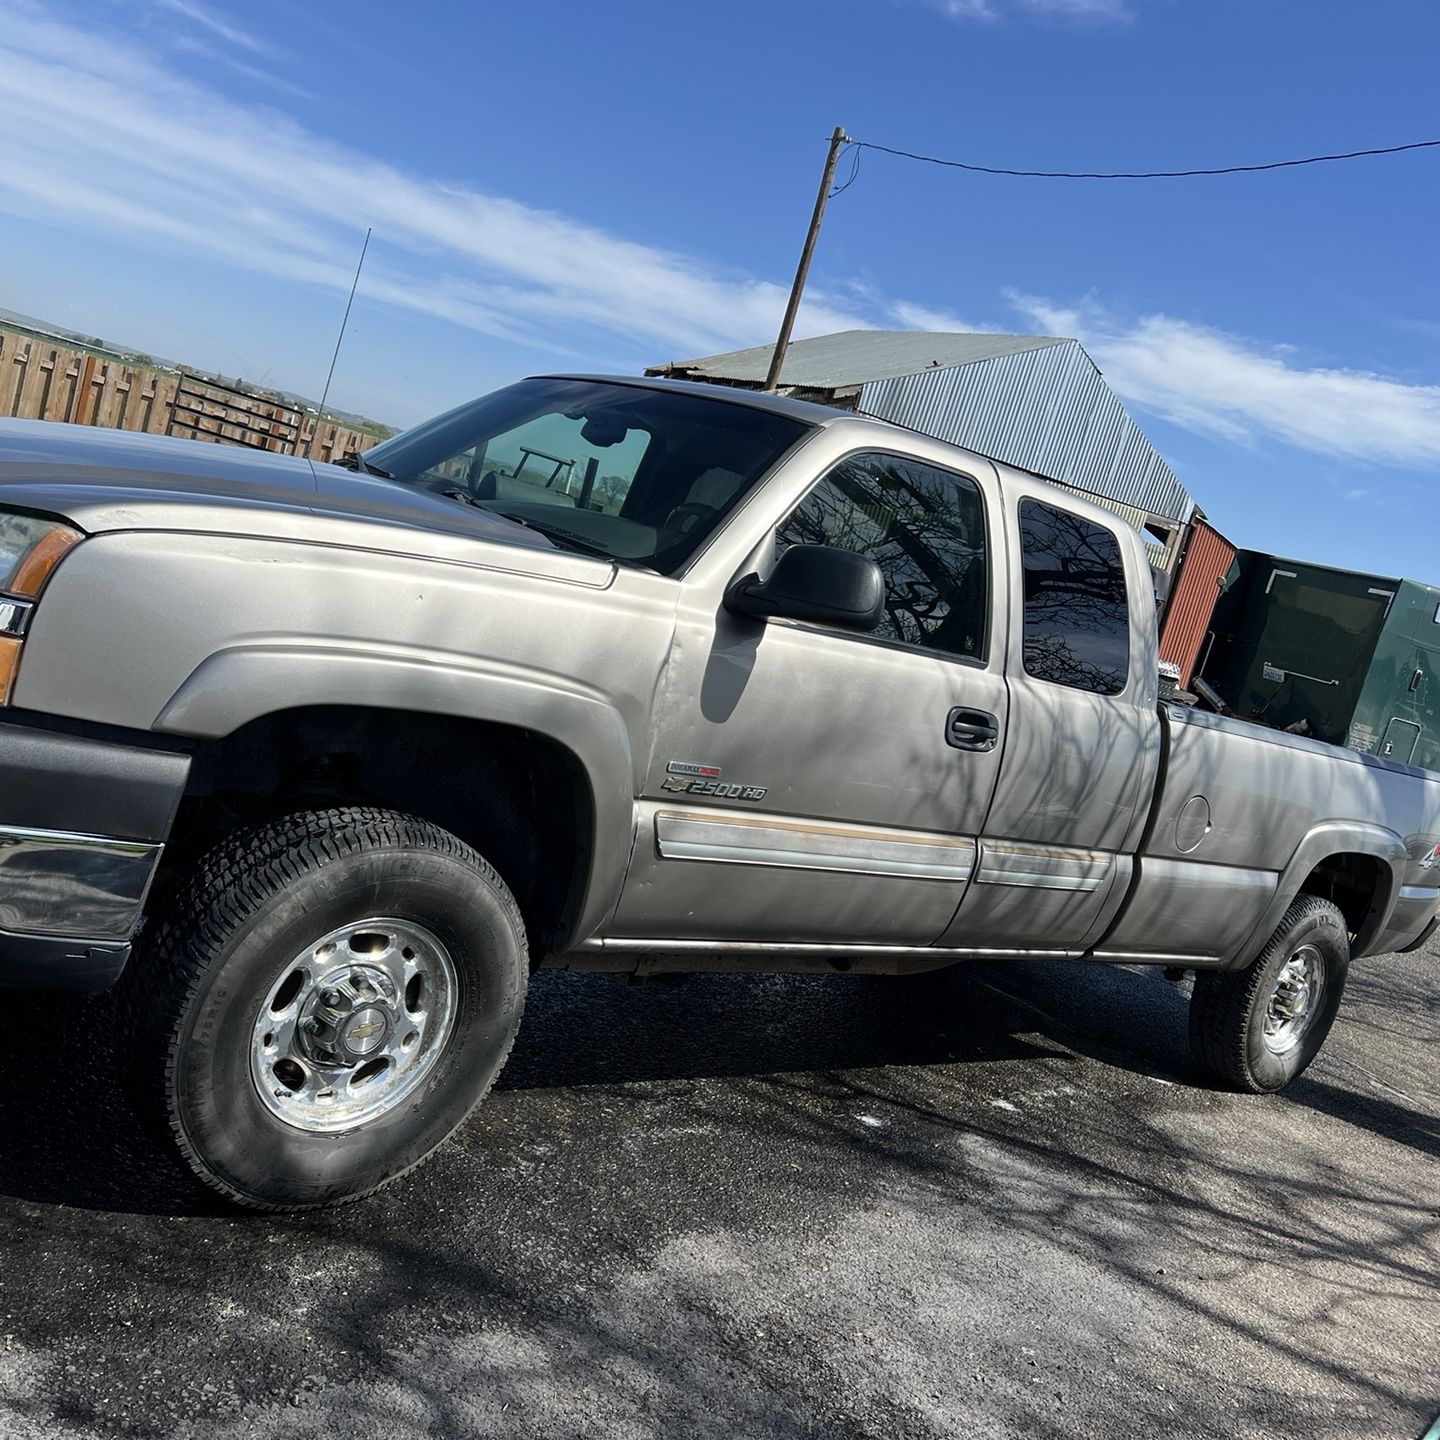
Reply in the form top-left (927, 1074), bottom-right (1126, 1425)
top-left (1188, 894), bottom-right (1350, 1093)
top-left (117, 807), bottom-right (528, 1211)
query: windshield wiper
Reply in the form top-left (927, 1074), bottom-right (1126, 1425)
top-left (338, 449), bottom-right (394, 479)
top-left (484, 506), bottom-right (650, 566)
top-left (434, 492), bottom-right (646, 568)
top-left (490, 510), bottom-right (623, 562)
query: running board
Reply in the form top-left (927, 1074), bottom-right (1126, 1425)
top-left (546, 938), bottom-right (1227, 976)
top-left (550, 937), bottom-right (1083, 976)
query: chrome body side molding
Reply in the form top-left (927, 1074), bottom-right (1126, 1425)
top-left (654, 810), bottom-right (977, 882)
top-left (975, 841), bottom-right (1113, 893)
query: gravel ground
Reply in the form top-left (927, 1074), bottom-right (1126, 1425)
top-left (1, 936), bottom-right (1436, 1440)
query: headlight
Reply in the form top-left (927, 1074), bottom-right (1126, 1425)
top-left (0, 510), bottom-right (82, 706)
top-left (0, 512), bottom-right (81, 599)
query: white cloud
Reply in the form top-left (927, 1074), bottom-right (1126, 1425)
top-left (1, 1), bottom-right (1434, 479)
top-left (166, 33), bottom-right (315, 100)
top-left (1009, 292), bottom-right (1440, 468)
top-left (156, 0), bottom-right (310, 97)
top-left (934, 0), bottom-right (999, 18)
top-left (156, 0), bottom-right (277, 58)
top-left (889, 300), bottom-right (991, 332)
top-left (1023, 0), bottom-right (1132, 17)
top-left (925, 0), bottom-right (1132, 23)
top-left (0, 2), bottom-right (868, 362)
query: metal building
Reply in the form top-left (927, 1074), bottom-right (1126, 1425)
top-left (647, 329), bottom-right (1197, 574)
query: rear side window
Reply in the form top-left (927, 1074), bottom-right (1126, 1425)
top-left (1019, 499), bottom-right (1129, 695)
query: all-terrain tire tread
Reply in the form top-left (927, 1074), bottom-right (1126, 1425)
top-left (116, 806), bottom-right (527, 1213)
top-left (1188, 893), bottom-right (1343, 1094)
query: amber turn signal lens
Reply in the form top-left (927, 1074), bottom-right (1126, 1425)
top-left (0, 636), bottom-right (21, 706)
top-left (10, 525), bottom-right (80, 598)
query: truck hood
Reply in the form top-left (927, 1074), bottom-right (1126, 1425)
top-left (0, 417), bottom-right (568, 564)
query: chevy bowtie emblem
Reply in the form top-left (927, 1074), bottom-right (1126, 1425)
top-left (348, 1018), bottom-right (384, 1042)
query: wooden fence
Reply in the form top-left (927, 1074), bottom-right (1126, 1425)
top-left (0, 329), bottom-right (381, 463)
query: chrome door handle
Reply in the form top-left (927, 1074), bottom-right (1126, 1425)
top-left (946, 706), bottom-right (999, 752)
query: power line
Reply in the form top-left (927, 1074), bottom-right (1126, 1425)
top-left (846, 135), bottom-right (1440, 181)
top-left (829, 141), bottom-right (863, 197)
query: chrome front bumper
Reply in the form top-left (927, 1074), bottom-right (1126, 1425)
top-left (0, 717), bottom-right (189, 992)
top-left (0, 824), bottom-right (162, 939)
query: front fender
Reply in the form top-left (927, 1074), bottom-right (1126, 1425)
top-left (156, 644), bottom-right (636, 945)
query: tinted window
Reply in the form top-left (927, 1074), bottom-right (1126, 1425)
top-left (776, 452), bottom-right (988, 660)
top-left (365, 379), bottom-right (808, 573)
top-left (1019, 499), bottom-right (1130, 694)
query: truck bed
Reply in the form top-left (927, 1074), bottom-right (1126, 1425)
top-left (1098, 704), bottom-right (1440, 966)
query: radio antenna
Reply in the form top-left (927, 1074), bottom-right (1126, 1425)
top-left (310, 226), bottom-right (371, 457)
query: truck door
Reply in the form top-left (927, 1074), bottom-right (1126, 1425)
top-left (608, 446), bottom-right (1009, 947)
top-left (937, 486), bottom-right (1162, 953)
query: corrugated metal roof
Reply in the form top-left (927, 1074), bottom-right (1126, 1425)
top-left (549, 372), bottom-right (846, 425)
top-left (645, 328), bottom-right (1194, 524)
top-left (1060, 489), bottom-right (1151, 537)
top-left (647, 330), bottom-right (1068, 389)
top-left (859, 340), bottom-right (1195, 523)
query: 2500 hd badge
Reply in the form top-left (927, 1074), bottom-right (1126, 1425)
top-left (662, 761), bottom-right (767, 801)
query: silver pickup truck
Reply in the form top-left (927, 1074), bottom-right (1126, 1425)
top-left (2, 375), bottom-right (1437, 1210)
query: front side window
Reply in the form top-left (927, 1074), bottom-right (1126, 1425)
top-left (776, 451), bottom-right (989, 660)
top-left (1019, 499), bottom-right (1130, 695)
top-left (364, 378), bottom-right (810, 573)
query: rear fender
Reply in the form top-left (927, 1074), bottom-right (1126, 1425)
top-left (1228, 821), bottom-right (1407, 967)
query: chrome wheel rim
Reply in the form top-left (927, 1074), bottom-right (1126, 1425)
top-left (1262, 943), bottom-right (1325, 1057)
top-left (250, 917), bottom-right (458, 1133)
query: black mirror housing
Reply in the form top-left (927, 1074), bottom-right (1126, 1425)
top-left (1151, 562), bottom-right (1172, 611)
top-left (725, 544), bottom-right (885, 632)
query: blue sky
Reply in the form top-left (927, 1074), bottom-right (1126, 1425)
top-left (0, 0), bottom-right (1436, 581)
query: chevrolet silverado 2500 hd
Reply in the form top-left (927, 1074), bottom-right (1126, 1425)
top-left (1, 375), bottom-right (1437, 1210)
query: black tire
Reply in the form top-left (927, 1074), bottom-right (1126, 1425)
top-left (116, 807), bottom-right (528, 1211)
top-left (1189, 894), bottom-right (1349, 1093)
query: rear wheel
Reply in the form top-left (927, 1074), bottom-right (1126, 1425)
top-left (1188, 894), bottom-right (1349, 1093)
top-left (117, 807), bottom-right (528, 1211)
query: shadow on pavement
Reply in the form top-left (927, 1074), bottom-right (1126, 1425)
top-left (0, 960), bottom-right (1179, 1215)
top-left (0, 956), bottom-right (1432, 1212)
top-left (0, 956), bottom-right (1436, 1439)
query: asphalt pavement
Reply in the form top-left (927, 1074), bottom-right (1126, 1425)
top-left (1, 936), bottom-right (1437, 1440)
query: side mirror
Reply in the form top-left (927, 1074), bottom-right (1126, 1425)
top-left (724, 543), bottom-right (885, 631)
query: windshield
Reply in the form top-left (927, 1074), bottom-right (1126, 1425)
top-left (365, 378), bottom-right (812, 573)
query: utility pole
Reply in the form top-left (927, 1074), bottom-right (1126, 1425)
top-left (762, 125), bottom-right (849, 394)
